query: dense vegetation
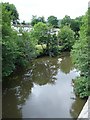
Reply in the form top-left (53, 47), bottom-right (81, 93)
top-left (58, 26), bottom-right (75, 51)
top-left (71, 8), bottom-right (90, 98)
top-left (2, 2), bottom-right (89, 98)
top-left (2, 3), bottom-right (37, 76)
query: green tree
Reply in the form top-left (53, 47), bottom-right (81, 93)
top-left (60, 15), bottom-right (71, 27)
top-left (47, 16), bottom-right (59, 28)
top-left (2, 2), bottom-right (19, 23)
top-left (2, 3), bottom-right (37, 77)
top-left (31, 15), bottom-right (46, 26)
top-left (71, 13), bottom-right (88, 77)
top-left (15, 31), bottom-right (37, 67)
top-left (58, 26), bottom-right (75, 51)
top-left (60, 15), bottom-right (83, 39)
top-left (47, 34), bottom-right (59, 56)
top-left (30, 22), bottom-right (49, 52)
top-left (30, 22), bottom-right (59, 56)
top-left (71, 9), bottom-right (90, 98)
top-left (2, 4), bottom-right (18, 76)
top-left (70, 16), bottom-right (83, 39)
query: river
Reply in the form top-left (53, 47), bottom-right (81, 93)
top-left (2, 52), bottom-right (86, 118)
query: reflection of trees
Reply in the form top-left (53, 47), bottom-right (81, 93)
top-left (29, 57), bottom-right (59, 85)
top-left (2, 90), bottom-right (22, 118)
top-left (70, 97), bottom-right (87, 118)
top-left (60, 55), bottom-right (73, 74)
top-left (2, 72), bottom-right (33, 118)
top-left (2, 53), bottom-right (73, 118)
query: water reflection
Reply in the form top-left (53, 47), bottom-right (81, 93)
top-left (3, 71), bottom-right (33, 118)
top-left (2, 52), bottom-right (86, 118)
top-left (29, 57), bottom-right (59, 85)
top-left (3, 90), bottom-right (22, 118)
top-left (70, 97), bottom-right (87, 118)
top-left (60, 55), bottom-right (73, 74)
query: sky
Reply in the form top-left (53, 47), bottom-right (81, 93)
top-left (2, 0), bottom-right (89, 22)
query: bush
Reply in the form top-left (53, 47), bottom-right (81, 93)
top-left (74, 77), bottom-right (88, 98)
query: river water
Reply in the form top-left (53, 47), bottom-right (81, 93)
top-left (2, 52), bottom-right (86, 118)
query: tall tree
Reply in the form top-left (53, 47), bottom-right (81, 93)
top-left (2, 2), bottom-right (19, 23)
top-left (31, 15), bottom-right (46, 26)
top-left (2, 3), bottom-right (37, 77)
top-left (47, 16), bottom-right (59, 28)
top-left (71, 9), bottom-right (89, 98)
top-left (2, 4), bottom-right (18, 76)
top-left (30, 22), bottom-right (59, 56)
top-left (60, 15), bottom-right (83, 39)
top-left (30, 22), bottom-right (48, 50)
top-left (58, 26), bottom-right (75, 51)
top-left (70, 16), bottom-right (83, 39)
top-left (60, 15), bottom-right (71, 27)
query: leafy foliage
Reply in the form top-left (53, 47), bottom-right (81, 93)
top-left (31, 15), bottom-right (46, 26)
top-left (2, 2), bottom-right (19, 23)
top-left (60, 15), bottom-right (83, 39)
top-left (58, 26), bottom-right (75, 51)
top-left (2, 4), bottom-right (18, 76)
top-left (15, 31), bottom-right (37, 67)
top-left (30, 22), bottom-right (59, 56)
top-left (74, 77), bottom-right (88, 98)
top-left (71, 12), bottom-right (88, 76)
top-left (47, 16), bottom-right (59, 28)
top-left (2, 3), bottom-right (37, 77)
top-left (71, 9), bottom-right (90, 98)
top-left (60, 15), bottom-right (71, 27)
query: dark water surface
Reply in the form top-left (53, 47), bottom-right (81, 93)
top-left (2, 52), bottom-right (86, 118)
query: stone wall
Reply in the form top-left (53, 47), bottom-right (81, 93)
top-left (77, 97), bottom-right (90, 119)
